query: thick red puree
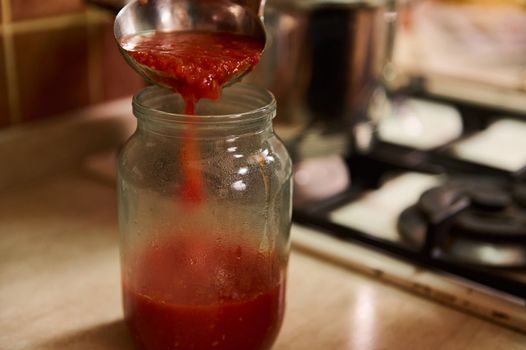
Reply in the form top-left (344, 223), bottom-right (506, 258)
top-left (123, 238), bottom-right (285, 350)
top-left (120, 31), bottom-right (263, 113)
top-left (120, 31), bottom-right (263, 204)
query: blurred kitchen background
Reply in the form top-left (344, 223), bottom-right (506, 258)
top-left (0, 0), bottom-right (144, 127)
top-left (1, 0), bottom-right (526, 129)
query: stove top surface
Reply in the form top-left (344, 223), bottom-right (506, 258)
top-left (293, 106), bottom-right (526, 302)
top-left (398, 177), bottom-right (526, 269)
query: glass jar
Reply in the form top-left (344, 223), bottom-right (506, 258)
top-left (117, 83), bottom-right (292, 350)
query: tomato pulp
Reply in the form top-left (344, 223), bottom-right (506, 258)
top-left (120, 31), bottom-right (264, 203)
top-left (121, 31), bottom-right (263, 112)
top-left (123, 238), bottom-right (286, 350)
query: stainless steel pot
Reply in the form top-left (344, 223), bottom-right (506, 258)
top-left (246, 0), bottom-right (393, 159)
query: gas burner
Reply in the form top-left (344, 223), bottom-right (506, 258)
top-left (398, 177), bottom-right (526, 269)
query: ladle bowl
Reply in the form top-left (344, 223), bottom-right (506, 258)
top-left (114, 0), bottom-right (266, 89)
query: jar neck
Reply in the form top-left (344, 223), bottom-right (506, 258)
top-left (132, 84), bottom-right (277, 140)
top-left (137, 115), bottom-right (274, 139)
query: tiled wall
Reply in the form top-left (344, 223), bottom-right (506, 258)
top-left (0, 0), bottom-right (144, 128)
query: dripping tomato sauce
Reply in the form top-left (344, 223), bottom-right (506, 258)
top-left (120, 31), bottom-right (264, 203)
top-left (123, 238), bottom-right (286, 350)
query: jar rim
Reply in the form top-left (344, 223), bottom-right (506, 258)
top-left (133, 83), bottom-right (276, 125)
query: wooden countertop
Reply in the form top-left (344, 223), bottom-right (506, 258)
top-left (0, 100), bottom-right (524, 349)
top-left (1, 171), bottom-right (525, 350)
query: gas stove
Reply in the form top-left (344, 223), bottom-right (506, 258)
top-left (398, 176), bottom-right (526, 269)
top-left (293, 96), bottom-right (526, 307)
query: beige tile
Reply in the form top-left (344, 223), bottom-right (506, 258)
top-left (11, 0), bottom-right (85, 21)
top-left (14, 24), bottom-right (90, 121)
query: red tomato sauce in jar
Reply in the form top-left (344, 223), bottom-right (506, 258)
top-left (119, 31), bottom-right (263, 204)
top-left (122, 238), bottom-right (286, 350)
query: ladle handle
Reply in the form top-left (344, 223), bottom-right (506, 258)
top-left (234, 0), bottom-right (266, 16)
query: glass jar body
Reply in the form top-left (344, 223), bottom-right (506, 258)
top-left (117, 85), bottom-right (292, 350)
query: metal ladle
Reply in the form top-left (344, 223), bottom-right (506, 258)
top-left (114, 0), bottom-right (267, 88)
